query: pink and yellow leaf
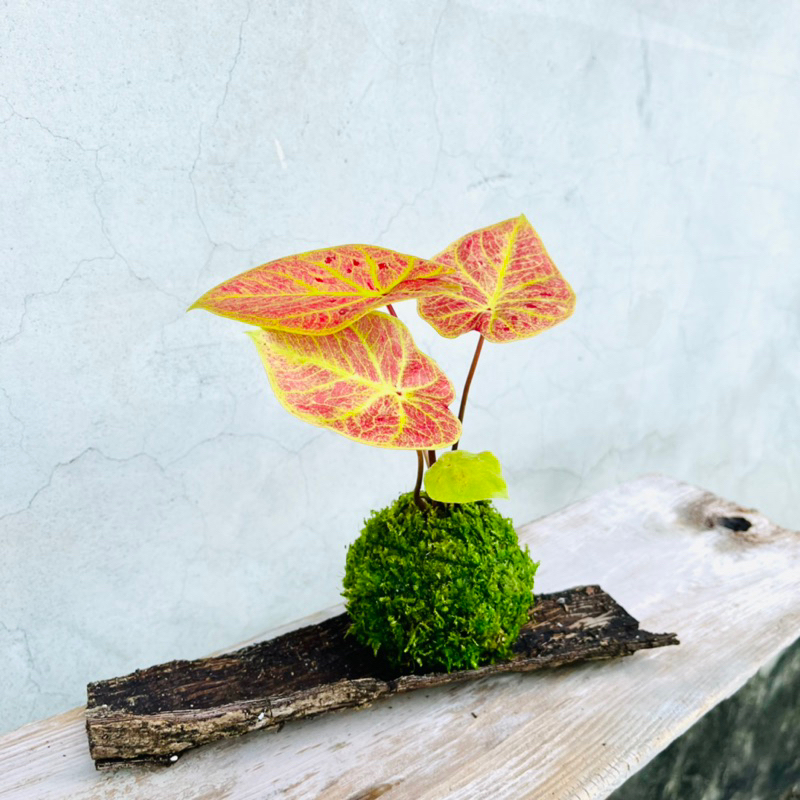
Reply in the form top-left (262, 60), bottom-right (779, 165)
top-left (190, 245), bottom-right (460, 336)
top-left (248, 312), bottom-right (461, 449)
top-left (418, 215), bottom-right (575, 343)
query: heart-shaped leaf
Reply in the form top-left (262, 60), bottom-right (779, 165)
top-left (190, 245), bottom-right (458, 335)
top-left (248, 312), bottom-right (461, 449)
top-left (418, 215), bottom-right (575, 343)
top-left (423, 450), bottom-right (509, 503)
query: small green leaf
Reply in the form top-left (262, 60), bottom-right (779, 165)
top-left (424, 450), bottom-right (509, 504)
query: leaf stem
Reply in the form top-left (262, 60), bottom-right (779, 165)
top-left (386, 304), bottom-right (398, 317)
top-left (428, 449), bottom-right (437, 465)
top-left (413, 450), bottom-right (427, 512)
top-left (452, 333), bottom-right (485, 451)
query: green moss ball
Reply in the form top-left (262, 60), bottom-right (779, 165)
top-left (342, 492), bottom-right (538, 672)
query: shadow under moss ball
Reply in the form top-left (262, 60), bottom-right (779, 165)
top-left (342, 492), bottom-right (538, 673)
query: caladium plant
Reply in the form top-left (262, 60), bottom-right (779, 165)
top-left (190, 214), bottom-right (574, 507)
top-left (191, 213), bottom-right (575, 672)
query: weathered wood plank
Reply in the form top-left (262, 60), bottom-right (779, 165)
top-left (85, 585), bottom-right (678, 767)
top-left (0, 475), bottom-right (797, 800)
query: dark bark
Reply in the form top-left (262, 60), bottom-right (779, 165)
top-left (86, 585), bottom-right (678, 769)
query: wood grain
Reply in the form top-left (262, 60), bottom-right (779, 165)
top-left (0, 475), bottom-right (797, 800)
top-left (85, 586), bottom-right (678, 767)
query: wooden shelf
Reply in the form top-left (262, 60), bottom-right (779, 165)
top-left (1, 475), bottom-right (798, 799)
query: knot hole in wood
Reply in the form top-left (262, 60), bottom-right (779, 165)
top-left (716, 516), bottom-right (753, 532)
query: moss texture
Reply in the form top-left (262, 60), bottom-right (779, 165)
top-left (342, 492), bottom-right (538, 672)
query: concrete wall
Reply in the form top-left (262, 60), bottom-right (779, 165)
top-left (2, 1), bottom-right (798, 732)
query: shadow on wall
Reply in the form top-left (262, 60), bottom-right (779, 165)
top-left (610, 637), bottom-right (800, 800)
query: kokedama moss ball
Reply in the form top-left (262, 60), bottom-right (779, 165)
top-left (342, 492), bottom-right (538, 672)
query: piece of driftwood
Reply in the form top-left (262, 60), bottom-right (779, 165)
top-left (2, 476), bottom-right (797, 800)
top-left (86, 585), bottom-right (677, 768)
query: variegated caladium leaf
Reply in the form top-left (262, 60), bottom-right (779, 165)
top-left (423, 450), bottom-right (509, 503)
top-left (189, 245), bottom-right (458, 336)
top-left (248, 311), bottom-right (461, 449)
top-left (418, 215), bottom-right (575, 343)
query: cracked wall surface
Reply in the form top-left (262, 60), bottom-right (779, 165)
top-left (1, 0), bottom-right (799, 734)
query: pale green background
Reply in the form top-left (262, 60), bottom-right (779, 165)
top-left (1, 0), bottom-right (798, 757)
